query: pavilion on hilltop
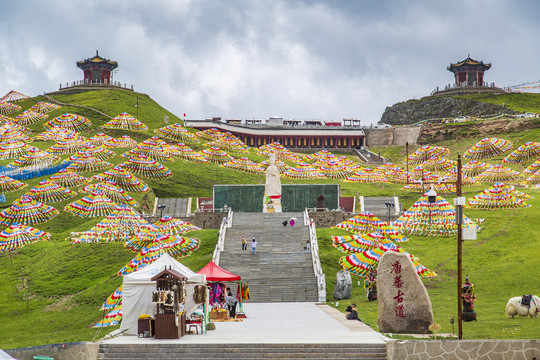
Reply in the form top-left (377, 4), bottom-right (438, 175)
top-left (447, 55), bottom-right (491, 87)
top-left (77, 51), bottom-right (118, 85)
top-left (428, 55), bottom-right (507, 97)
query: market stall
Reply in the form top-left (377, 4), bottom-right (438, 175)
top-left (120, 253), bottom-right (206, 337)
top-left (197, 261), bottom-right (246, 319)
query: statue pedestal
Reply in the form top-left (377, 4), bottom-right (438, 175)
top-left (263, 195), bottom-right (282, 213)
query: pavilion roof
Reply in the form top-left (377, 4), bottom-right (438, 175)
top-left (447, 56), bottom-right (491, 72)
top-left (77, 51), bottom-right (118, 69)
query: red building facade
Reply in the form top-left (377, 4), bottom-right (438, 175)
top-left (76, 51), bottom-right (118, 84)
top-left (447, 55), bottom-right (491, 87)
top-left (185, 120), bottom-right (365, 149)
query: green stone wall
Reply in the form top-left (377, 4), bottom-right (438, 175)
top-left (213, 184), bottom-right (340, 212)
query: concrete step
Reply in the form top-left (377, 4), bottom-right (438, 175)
top-left (219, 212), bottom-right (318, 302)
top-left (98, 343), bottom-right (387, 359)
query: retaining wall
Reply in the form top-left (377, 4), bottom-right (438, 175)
top-left (364, 126), bottom-right (423, 147)
top-left (308, 211), bottom-right (350, 228)
top-left (6, 342), bottom-right (99, 360)
top-left (387, 339), bottom-right (539, 360)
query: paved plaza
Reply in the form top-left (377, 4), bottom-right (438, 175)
top-left (102, 302), bottom-right (389, 345)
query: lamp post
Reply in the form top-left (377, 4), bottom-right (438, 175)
top-left (158, 204), bottom-right (166, 218)
top-left (426, 187), bottom-right (437, 225)
top-left (405, 142), bottom-right (409, 184)
top-left (384, 201), bottom-right (395, 222)
top-left (456, 155), bottom-right (463, 340)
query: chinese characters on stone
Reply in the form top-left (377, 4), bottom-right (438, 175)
top-left (391, 260), bottom-right (406, 318)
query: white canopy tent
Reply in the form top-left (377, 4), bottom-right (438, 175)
top-left (0, 349), bottom-right (14, 360)
top-left (120, 253), bottom-right (206, 335)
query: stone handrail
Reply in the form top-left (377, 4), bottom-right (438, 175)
top-left (211, 208), bottom-right (232, 265)
top-left (304, 209), bottom-right (326, 302)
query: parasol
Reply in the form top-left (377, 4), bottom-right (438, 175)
top-left (154, 123), bottom-right (199, 143)
top-left (464, 137), bottom-right (513, 160)
top-left (93, 166), bottom-right (149, 193)
top-left (14, 110), bottom-right (48, 126)
top-left (198, 146), bottom-right (233, 164)
top-left (0, 224), bottom-right (50, 252)
top-left (466, 186), bottom-right (529, 210)
top-left (503, 141), bottom-right (540, 164)
top-left (29, 101), bottom-right (61, 113)
top-left (0, 101), bottom-right (21, 115)
top-left (48, 169), bottom-right (92, 188)
top-left (23, 180), bottom-right (77, 203)
top-left (0, 175), bottom-right (28, 193)
top-left (1, 90), bottom-right (30, 103)
top-left (119, 234), bottom-right (200, 275)
top-left (393, 190), bottom-right (480, 237)
top-left (0, 196), bottom-right (59, 226)
top-left (9, 147), bottom-right (60, 167)
top-left (118, 155), bottom-right (173, 179)
top-left (108, 135), bottom-right (138, 148)
top-left (475, 164), bottom-right (523, 183)
top-left (64, 192), bottom-right (118, 218)
top-left (66, 154), bottom-right (113, 173)
top-left (44, 113), bottom-right (91, 132)
top-left (81, 181), bottom-right (138, 207)
top-left (152, 215), bottom-right (201, 235)
top-left (221, 157), bottom-right (265, 174)
top-left (102, 112), bottom-right (148, 131)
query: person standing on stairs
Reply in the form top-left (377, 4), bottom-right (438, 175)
top-left (251, 238), bottom-right (257, 254)
top-left (241, 235), bottom-right (247, 251)
top-left (290, 218), bottom-right (295, 227)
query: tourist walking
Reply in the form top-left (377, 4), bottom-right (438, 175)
top-left (251, 238), bottom-right (257, 254)
top-left (290, 218), bottom-right (295, 227)
top-left (241, 235), bottom-right (247, 251)
top-left (305, 240), bottom-right (311, 253)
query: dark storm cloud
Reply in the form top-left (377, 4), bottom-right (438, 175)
top-left (1, 0), bottom-right (539, 123)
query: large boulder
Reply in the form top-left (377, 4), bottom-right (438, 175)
top-left (333, 270), bottom-right (352, 300)
top-left (377, 252), bottom-right (433, 333)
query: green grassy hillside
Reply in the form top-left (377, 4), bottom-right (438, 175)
top-left (455, 92), bottom-right (540, 114)
top-left (0, 89), bottom-right (539, 349)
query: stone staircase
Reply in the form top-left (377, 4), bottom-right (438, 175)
top-left (218, 212), bottom-right (319, 303)
top-left (361, 197), bottom-right (401, 221)
top-left (98, 343), bottom-right (388, 359)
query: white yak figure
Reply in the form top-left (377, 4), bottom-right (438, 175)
top-left (505, 295), bottom-right (540, 318)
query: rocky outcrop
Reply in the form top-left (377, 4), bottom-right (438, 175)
top-left (381, 97), bottom-right (519, 126)
top-left (418, 117), bottom-right (540, 144)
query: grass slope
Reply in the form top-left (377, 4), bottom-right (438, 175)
top-left (0, 89), bottom-right (539, 348)
top-left (455, 92), bottom-right (540, 114)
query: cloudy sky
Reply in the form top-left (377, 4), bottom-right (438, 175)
top-left (1, 0), bottom-right (539, 124)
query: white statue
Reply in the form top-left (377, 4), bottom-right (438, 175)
top-left (263, 155), bottom-right (282, 212)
